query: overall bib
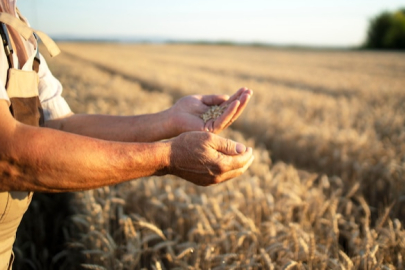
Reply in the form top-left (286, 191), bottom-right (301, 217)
top-left (0, 12), bottom-right (60, 270)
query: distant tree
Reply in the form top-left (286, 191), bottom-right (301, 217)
top-left (365, 8), bottom-right (405, 49)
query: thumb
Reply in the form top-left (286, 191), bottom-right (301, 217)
top-left (213, 137), bottom-right (247, 156)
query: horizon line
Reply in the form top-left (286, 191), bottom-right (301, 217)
top-left (49, 35), bottom-right (360, 50)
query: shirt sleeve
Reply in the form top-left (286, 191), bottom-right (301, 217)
top-left (37, 53), bottom-right (72, 121)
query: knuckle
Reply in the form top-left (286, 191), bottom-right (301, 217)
top-left (217, 164), bottom-right (227, 174)
top-left (181, 132), bottom-right (192, 141)
top-left (225, 139), bottom-right (233, 153)
top-left (211, 176), bottom-right (222, 184)
top-left (214, 161), bottom-right (228, 175)
top-left (210, 165), bottom-right (222, 175)
top-left (201, 131), bottom-right (212, 140)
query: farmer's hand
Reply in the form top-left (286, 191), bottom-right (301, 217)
top-left (167, 131), bottom-right (254, 186)
top-left (169, 87), bottom-right (252, 135)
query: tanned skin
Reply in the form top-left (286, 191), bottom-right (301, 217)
top-left (0, 88), bottom-right (254, 192)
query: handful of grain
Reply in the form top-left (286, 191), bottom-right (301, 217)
top-left (201, 105), bottom-right (227, 123)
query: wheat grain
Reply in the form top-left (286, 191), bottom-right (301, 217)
top-left (260, 248), bottom-right (274, 270)
top-left (339, 250), bottom-right (353, 270)
top-left (282, 260), bottom-right (298, 270)
top-left (134, 220), bottom-right (167, 240)
top-left (81, 264), bottom-right (108, 270)
top-left (153, 241), bottom-right (177, 252)
top-left (398, 253), bottom-right (403, 270)
top-left (231, 205), bottom-right (258, 233)
top-left (176, 247), bottom-right (195, 260)
top-left (370, 245), bottom-right (379, 264)
top-left (201, 105), bottom-right (228, 123)
top-left (110, 197), bottom-right (126, 205)
top-left (154, 259), bottom-right (163, 270)
top-left (289, 224), bottom-right (299, 260)
top-left (299, 238), bottom-right (308, 257)
top-left (376, 202), bottom-right (395, 231)
top-left (141, 234), bottom-right (164, 245)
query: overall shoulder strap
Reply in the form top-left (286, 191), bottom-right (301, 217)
top-left (16, 7), bottom-right (40, 72)
top-left (0, 21), bottom-right (14, 69)
top-left (0, 12), bottom-right (61, 57)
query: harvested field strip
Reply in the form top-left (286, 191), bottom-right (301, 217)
top-left (61, 51), bottom-right (185, 99)
top-left (58, 44), bottom-right (405, 96)
top-left (63, 49), bottom-right (358, 99)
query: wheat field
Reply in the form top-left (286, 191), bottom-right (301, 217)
top-left (13, 43), bottom-right (405, 270)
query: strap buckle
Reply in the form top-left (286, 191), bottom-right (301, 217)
top-left (0, 22), bottom-right (14, 68)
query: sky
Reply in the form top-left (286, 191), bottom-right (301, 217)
top-left (18, 0), bottom-right (405, 47)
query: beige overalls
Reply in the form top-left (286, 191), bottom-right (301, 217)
top-left (0, 12), bottom-right (60, 270)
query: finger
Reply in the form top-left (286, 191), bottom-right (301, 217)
top-left (190, 150), bottom-right (253, 186)
top-left (176, 142), bottom-right (253, 186)
top-left (215, 155), bottom-right (255, 184)
top-left (223, 92), bottom-right (252, 130)
top-left (202, 94), bottom-right (229, 106)
top-left (210, 135), bottom-right (250, 156)
top-left (221, 87), bottom-right (248, 106)
top-left (219, 147), bottom-right (253, 171)
top-left (176, 170), bottom-right (214, 186)
top-left (230, 87), bottom-right (247, 100)
top-left (210, 100), bottom-right (239, 133)
top-left (243, 88), bottom-right (253, 96)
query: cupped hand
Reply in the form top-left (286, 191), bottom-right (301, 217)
top-left (169, 87), bottom-right (253, 135)
top-left (168, 131), bottom-right (254, 186)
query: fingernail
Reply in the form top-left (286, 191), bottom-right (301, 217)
top-left (236, 143), bottom-right (246, 154)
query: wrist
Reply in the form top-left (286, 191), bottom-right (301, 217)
top-left (127, 109), bottom-right (176, 142)
top-left (162, 107), bottom-right (182, 138)
top-left (152, 140), bottom-right (172, 176)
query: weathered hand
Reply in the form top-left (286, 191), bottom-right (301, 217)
top-left (169, 87), bottom-right (253, 135)
top-left (168, 131), bottom-right (254, 186)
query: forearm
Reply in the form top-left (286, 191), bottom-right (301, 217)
top-left (0, 122), bottom-right (170, 192)
top-left (45, 110), bottom-right (177, 142)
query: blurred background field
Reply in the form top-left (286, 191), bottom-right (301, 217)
top-left (12, 43), bottom-right (405, 269)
